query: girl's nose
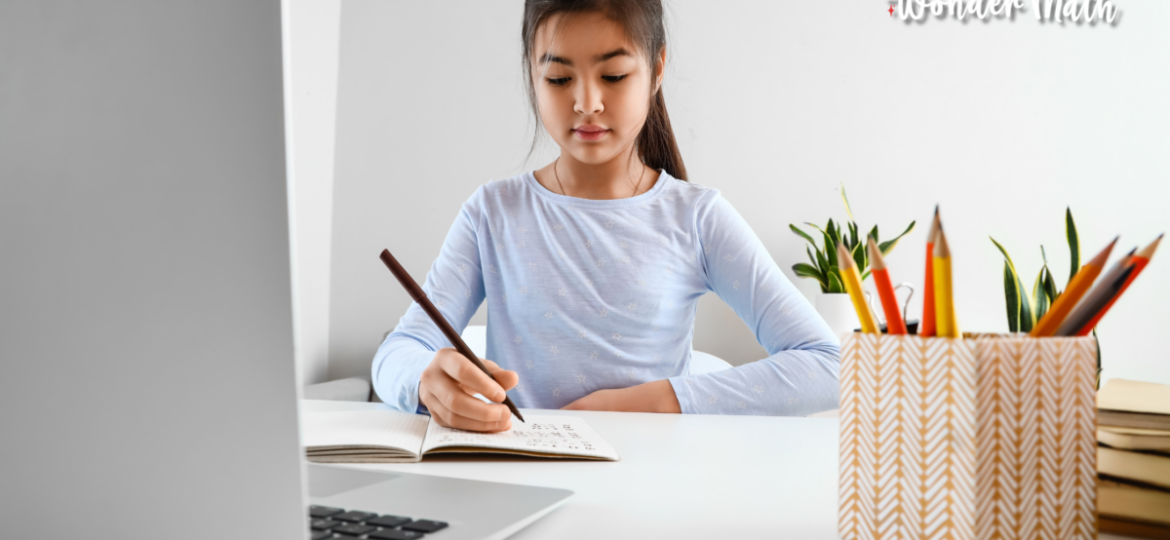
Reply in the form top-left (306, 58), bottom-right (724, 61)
top-left (573, 79), bottom-right (604, 115)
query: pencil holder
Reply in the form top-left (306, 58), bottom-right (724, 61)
top-left (838, 333), bottom-right (1098, 540)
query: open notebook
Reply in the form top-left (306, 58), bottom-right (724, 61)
top-left (302, 409), bottom-right (620, 463)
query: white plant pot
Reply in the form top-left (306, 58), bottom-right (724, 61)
top-left (816, 292), bottom-right (861, 340)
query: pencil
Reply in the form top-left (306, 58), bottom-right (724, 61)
top-left (1069, 234), bottom-right (1161, 336)
top-left (932, 224), bottom-right (960, 338)
top-left (379, 249), bottom-right (525, 422)
top-left (921, 207), bottom-right (940, 337)
top-left (1054, 248), bottom-right (1134, 337)
top-left (837, 242), bottom-right (879, 334)
top-left (1057, 264), bottom-right (1136, 338)
top-left (1030, 237), bottom-right (1117, 337)
top-left (867, 237), bottom-right (907, 335)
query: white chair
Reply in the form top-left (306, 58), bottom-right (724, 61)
top-left (304, 325), bottom-right (733, 401)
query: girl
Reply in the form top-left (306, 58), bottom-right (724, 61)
top-left (372, 0), bottom-right (839, 432)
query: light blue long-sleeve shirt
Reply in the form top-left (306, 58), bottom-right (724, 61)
top-left (372, 170), bottom-right (840, 415)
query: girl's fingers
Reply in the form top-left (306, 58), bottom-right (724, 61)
top-left (439, 351), bottom-right (508, 402)
top-left (424, 393), bottom-right (512, 432)
top-left (482, 359), bottom-right (519, 392)
top-left (443, 386), bottom-right (513, 422)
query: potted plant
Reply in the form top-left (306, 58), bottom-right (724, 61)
top-left (789, 186), bottom-right (915, 336)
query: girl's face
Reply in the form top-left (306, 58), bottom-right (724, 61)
top-left (532, 12), bottom-right (663, 166)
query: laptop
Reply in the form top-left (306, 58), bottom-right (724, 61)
top-left (0, 1), bottom-right (569, 538)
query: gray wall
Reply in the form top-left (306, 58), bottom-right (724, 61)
top-left (0, 1), bottom-right (306, 537)
top-left (328, 1), bottom-right (1170, 385)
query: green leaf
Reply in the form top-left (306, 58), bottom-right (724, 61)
top-left (840, 184), bottom-right (856, 223)
top-left (868, 225), bottom-right (879, 243)
top-left (861, 269), bottom-right (871, 281)
top-left (991, 237), bottom-right (1034, 332)
top-left (1004, 262), bottom-right (1020, 332)
top-left (1067, 207), bottom-right (1080, 284)
top-left (851, 241), bottom-right (866, 274)
top-left (805, 221), bottom-right (827, 236)
top-left (823, 233), bottom-right (838, 270)
top-left (1043, 266), bottom-right (1058, 304)
top-left (1033, 267), bottom-right (1051, 322)
top-left (815, 246), bottom-right (832, 279)
top-left (878, 221), bottom-right (917, 255)
top-left (848, 221), bottom-right (859, 249)
top-left (827, 269), bottom-right (845, 294)
top-left (789, 224), bottom-right (817, 247)
top-left (793, 263), bottom-right (827, 290)
top-left (808, 221), bottom-right (836, 263)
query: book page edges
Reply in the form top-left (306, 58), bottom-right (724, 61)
top-left (422, 446), bottom-right (618, 461)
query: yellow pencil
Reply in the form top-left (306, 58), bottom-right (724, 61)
top-left (932, 225), bottom-right (960, 338)
top-left (837, 242), bottom-right (879, 334)
top-left (1030, 237), bottom-right (1117, 337)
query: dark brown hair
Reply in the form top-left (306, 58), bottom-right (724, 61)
top-left (521, 0), bottom-right (688, 181)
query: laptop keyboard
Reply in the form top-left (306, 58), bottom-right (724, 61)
top-left (310, 505), bottom-right (449, 539)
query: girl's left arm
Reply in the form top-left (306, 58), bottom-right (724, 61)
top-left (667, 192), bottom-right (841, 416)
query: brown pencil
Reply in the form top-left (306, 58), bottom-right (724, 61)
top-left (380, 249), bottom-right (524, 422)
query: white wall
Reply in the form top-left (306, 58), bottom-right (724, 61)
top-left (326, 0), bottom-right (1170, 385)
top-left (284, 0), bottom-right (341, 386)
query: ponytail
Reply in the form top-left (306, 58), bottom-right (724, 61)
top-left (638, 86), bottom-right (687, 181)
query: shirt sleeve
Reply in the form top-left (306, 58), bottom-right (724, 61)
top-left (667, 191), bottom-right (841, 416)
top-left (371, 187), bottom-right (487, 414)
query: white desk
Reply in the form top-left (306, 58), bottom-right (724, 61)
top-left (300, 400), bottom-right (1133, 539)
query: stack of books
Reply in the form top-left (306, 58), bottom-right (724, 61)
top-left (1097, 379), bottom-right (1170, 539)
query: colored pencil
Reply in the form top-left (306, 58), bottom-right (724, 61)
top-left (1057, 264), bottom-right (1136, 338)
top-left (837, 242), bottom-right (879, 334)
top-left (921, 207), bottom-right (940, 337)
top-left (932, 224), bottom-right (960, 338)
top-left (867, 237), bottom-right (908, 335)
top-left (1055, 247), bottom-right (1134, 337)
top-left (1068, 234), bottom-right (1162, 336)
top-left (1030, 237), bottom-right (1117, 337)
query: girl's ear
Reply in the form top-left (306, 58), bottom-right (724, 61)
top-left (654, 46), bottom-right (666, 93)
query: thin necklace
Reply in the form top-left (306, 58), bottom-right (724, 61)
top-left (553, 156), bottom-right (646, 199)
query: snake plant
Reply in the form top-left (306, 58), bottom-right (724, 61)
top-left (990, 208), bottom-right (1079, 333)
top-left (990, 208), bottom-right (1100, 387)
top-left (789, 185), bottom-right (916, 294)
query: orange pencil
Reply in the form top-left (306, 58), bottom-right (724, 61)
top-left (1030, 237), bottom-right (1117, 337)
top-left (1072, 234), bottom-right (1162, 336)
top-left (920, 207), bottom-right (940, 337)
top-left (867, 237), bottom-right (907, 335)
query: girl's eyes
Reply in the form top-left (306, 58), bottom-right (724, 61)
top-left (544, 74), bottom-right (629, 86)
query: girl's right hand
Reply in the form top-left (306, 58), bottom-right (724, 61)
top-left (418, 347), bottom-right (519, 433)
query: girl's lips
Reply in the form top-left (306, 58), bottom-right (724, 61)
top-left (573, 127), bottom-right (609, 141)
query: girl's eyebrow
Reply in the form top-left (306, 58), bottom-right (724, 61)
top-left (538, 47), bottom-right (632, 67)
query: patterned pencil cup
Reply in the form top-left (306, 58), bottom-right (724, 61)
top-left (838, 333), bottom-right (1098, 540)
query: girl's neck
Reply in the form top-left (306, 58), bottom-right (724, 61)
top-left (534, 151), bottom-right (661, 200)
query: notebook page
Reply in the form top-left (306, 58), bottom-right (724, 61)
top-left (420, 415), bottom-right (619, 461)
top-left (302, 410), bottom-right (429, 457)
